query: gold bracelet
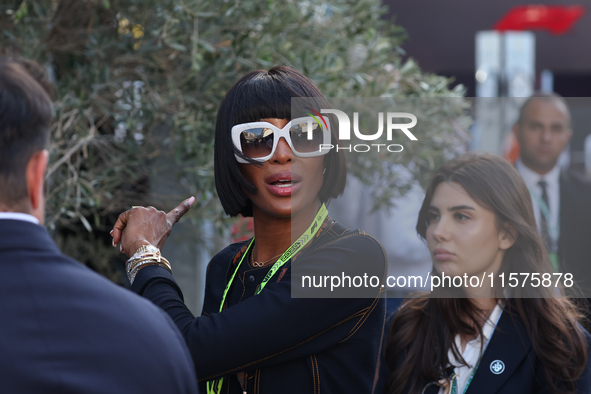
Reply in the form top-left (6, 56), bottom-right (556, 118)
top-left (127, 252), bottom-right (161, 268)
top-left (127, 254), bottom-right (173, 284)
top-left (159, 257), bottom-right (172, 272)
top-left (126, 244), bottom-right (162, 275)
top-left (127, 256), bottom-right (158, 275)
top-left (126, 243), bottom-right (173, 284)
top-left (129, 260), bottom-right (172, 284)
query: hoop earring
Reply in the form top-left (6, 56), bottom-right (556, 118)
top-left (323, 168), bottom-right (327, 175)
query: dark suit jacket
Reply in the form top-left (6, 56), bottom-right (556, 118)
top-left (559, 171), bottom-right (591, 295)
top-left (378, 305), bottom-right (591, 394)
top-left (132, 219), bottom-right (387, 394)
top-left (0, 219), bottom-right (198, 394)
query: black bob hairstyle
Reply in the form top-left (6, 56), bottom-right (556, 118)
top-left (214, 66), bottom-right (347, 217)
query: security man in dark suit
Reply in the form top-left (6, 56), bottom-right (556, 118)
top-left (0, 57), bottom-right (198, 393)
top-left (513, 92), bottom-right (591, 298)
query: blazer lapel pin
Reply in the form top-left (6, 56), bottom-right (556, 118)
top-left (490, 360), bottom-right (505, 375)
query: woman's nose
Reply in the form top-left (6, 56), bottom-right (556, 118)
top-left (271, 137), bottom-right (292, 164)
top-left (431, 219), bottom-right (450, 242)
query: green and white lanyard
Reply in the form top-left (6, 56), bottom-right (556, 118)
top-left (448, 306), bottom-right (504, 394)
top-left (206, 203), bottom-right (329, 394)
top-left (528, 185), bottom-right (560, 271)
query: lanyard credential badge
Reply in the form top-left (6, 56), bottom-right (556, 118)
top-left (206, 203), bottom-right (329, 394)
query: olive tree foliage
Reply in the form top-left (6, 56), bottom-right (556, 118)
top-left (0, 0), bottom-right (468, 281)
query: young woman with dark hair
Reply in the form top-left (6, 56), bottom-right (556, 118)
top-left (112, 66), bottom-right (386, 394)
top-left (382, 153), bottom-right (590, 394)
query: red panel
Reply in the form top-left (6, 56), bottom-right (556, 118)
top-left (494, 5), bottom-right (585, 35)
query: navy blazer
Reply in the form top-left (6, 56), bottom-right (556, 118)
top-left (379, 306), bottom-right (591, 394)
top-left (0, 219), bottom-right (198, 394)
top-left (132, 219), bottom-right (388, 394)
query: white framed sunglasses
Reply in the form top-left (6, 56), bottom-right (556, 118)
top-left (231, 116), bottom-right (332, 163)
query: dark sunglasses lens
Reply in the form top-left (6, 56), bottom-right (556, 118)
top-left (290, 120), bottom-right (324, 153)
top-left (240, 128), bottom-right (274, 158)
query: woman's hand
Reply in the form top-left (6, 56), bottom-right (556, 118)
top-left (111, 196), bottom-right (195, 257)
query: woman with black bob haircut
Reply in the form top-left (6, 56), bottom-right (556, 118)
top-left (215, 66), bottom-right (347, 217)
top-left (381, 153), bottom-right (591, 394)
top-left (112, 66), bottom-right (387, 394)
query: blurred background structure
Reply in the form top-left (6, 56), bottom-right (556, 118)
top-left (384, 0), bottom-right (591, 97)
top-left (384, 0), bottom-right (591, 173)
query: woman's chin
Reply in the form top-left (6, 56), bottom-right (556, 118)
top-left (433, 262), bottom-right (460, 277)
top-left (263, 206), bottom-right (292, 219)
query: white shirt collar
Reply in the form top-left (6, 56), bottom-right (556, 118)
top-left (459, 302), bottom-right (504, 349)
top-left (0, 212), bottom-right (40, 225)
top-left (450, 302), bottom-right (504, 361)
top-left (481, 302), bottom-right (503, 343)
top-left (442, 302), bottom-right (504, 394)
top-left (515, 159), bottom-right (560, 189)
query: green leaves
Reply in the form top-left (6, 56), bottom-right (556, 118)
top-left (13, 1), bottom-right (28, 23)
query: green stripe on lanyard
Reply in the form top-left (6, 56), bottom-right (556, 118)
top-left (206, 203), bottom-right (329, 394)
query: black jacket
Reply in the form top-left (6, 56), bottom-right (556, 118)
top-left (132, 218), bottom-right (388, 393)
top-left (558, 170), bottom-right (591, 294)
top-left (0, 219), bottom-right (198, 394)
top-left (378, 304), bottom-right (591, 394)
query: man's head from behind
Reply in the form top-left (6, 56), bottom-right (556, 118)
top-left (0, 56), bottom-right (53, 223)
top-left (512, 92), bottom-right (572, 175)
